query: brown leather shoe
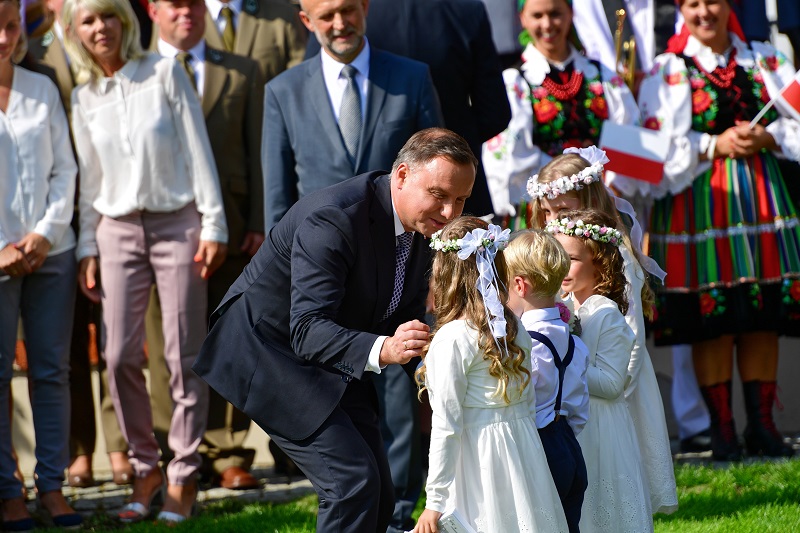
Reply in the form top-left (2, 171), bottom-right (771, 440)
top-left (218, 467), bottom-right (260, 490)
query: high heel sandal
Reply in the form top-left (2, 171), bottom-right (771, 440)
top-left (67, 455), bottom-right (95, 488)
top-left (118, 469), bottom-right (166, 524)
top-left (37, 491), bottom-right (83, 529)
top-left (1, 498), bottom-right (34, 532)
top-left (157, 482), bottom-right (198, 524)
top-left (109, 452), bottom-right (134, 486)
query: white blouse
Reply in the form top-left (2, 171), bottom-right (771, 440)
top-left (71, 53), bottom-right (227, 260)
top-left (638, 34), bottom-right (800, 199)
top-left (0, 66), bottom-right (76, 256)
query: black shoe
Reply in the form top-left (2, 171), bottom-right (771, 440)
top-left (680, 429), bottom-right (712, 453)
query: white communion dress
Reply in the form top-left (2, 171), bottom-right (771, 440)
top-left (575, 295), bottom-right (653, 532)
top-left (423, 319), bottom-right (568, 533)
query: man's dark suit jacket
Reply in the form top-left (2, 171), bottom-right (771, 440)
top-left (193, 172), bottom-right (431, 440)
top-left (306, 0), bottom-right (511, 217)
top-left (263, 48), bottom-right (443, 228)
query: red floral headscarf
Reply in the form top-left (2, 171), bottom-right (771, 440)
top-left (665, 0), bottom-right (746, 54)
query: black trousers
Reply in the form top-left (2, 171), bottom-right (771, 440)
top-left (269, 379), bottom-right (394, 533)
top-left (539, 418), bottom-right (588, 533)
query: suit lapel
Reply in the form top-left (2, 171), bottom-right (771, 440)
top-left (308, 58), bottom-right (348, 157)
top-left (202, 48), bottom-right (227, 117)
top-left (356, 50), bottom-right (389, 171)
top-left (235, 11), bottom-right (257, 57)
top-left (370, 175), bottom-right (396, 325)
top-left (204, 11), bottom-right (225, 50)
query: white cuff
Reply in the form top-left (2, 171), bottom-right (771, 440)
top-left (365, 336), bottom-right (388, 374)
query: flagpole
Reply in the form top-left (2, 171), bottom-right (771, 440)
top-left (749, 98), bottom-right (777, 129)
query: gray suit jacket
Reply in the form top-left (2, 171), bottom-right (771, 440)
top-left (262, 47), bottom-right (443, 228)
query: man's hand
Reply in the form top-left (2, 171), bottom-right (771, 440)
top-left (17, 233), bottom-right (51, 271)
top-left (240, 231), bottom-right (265, 257)
top-left (194, 240), bottom-right (228, 279)
top-left (78, 256), bottom-right (101, 303)
top-left (0, 244), bottom-right (33, 277)
top-left (379, 319), bottom-right (430, 366)
top-left (413, 509), bottom-right (442, 533)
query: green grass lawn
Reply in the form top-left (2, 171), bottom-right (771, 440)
top-left (68, 458), bottom-right (800, 532)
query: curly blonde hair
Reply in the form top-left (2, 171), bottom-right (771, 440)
top-left (62, 0), bottom-right (145, 84)
top-left (415, 217), bottom-right (530, 404)
top-left (558, 209), bottom-right (629, 315)
top-left (504, 230), bottom-right (570, 300)
top-left (530, 153), bottom-right (655, 319)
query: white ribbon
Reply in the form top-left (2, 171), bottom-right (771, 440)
top-left (457, 225), bottom-right (511, 341)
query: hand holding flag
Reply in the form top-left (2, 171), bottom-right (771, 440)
top-left (749, 68), bottom-right (800, 128)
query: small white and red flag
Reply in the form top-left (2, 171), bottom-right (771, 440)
top-left (599, 123), bottom-right (670, 185)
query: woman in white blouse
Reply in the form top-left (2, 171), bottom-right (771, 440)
top-left (0, 0), bottom-right (82, 528)
top-left (62, 0), bottom-right (227, 522)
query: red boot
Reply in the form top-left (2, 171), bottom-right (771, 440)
top-left (700, 381), bottom-right (742, 461)
top-left (742, 380), bottom-right (794, 457)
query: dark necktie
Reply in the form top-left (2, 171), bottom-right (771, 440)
top-left (176, 52), bottom-right (197, 92)
top-left (339, 64), bottom-right (362, 168)
top-left (383, 232), bottom-right (414, 321)
top-left (221, 6), bottom-right (236, 52)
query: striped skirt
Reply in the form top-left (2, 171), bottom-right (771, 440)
top-left (649, 152), bottom-right (800, 344)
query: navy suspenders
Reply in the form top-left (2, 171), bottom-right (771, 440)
top-left (528, 331), bottom-right (575, 418)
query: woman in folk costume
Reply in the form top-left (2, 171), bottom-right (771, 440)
top-left (482, 0), bottom-right (642, 230)
top-left (639, 0), bottom-right (800, 460)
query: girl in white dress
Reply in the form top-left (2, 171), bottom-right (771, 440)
top-left (548, 209), bottom-right (652, 532)
top-left (414, 217), bottom-right (568, 533)
top-left (529, 148), bottom-right (678, 515)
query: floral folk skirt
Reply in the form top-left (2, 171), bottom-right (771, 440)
top-left (649, 152), bottom-right (800, 345)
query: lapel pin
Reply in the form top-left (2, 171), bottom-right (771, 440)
top-left (42, 31), bottom-right (54, 47)
top-left (244, 0), bottom-right (258, 15)
top-left (208, 49), bottom-right (223, 63)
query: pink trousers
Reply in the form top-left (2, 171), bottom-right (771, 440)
top-left (96, 204), bottom-right (209, 485)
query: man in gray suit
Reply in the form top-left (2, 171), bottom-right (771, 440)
top-left (262, 0), bottom-right (443, 228)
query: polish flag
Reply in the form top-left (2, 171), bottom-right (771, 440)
top-left (599, 123), bottom-right (670, 185)
top-left (777, 70), bottom-right (800, 122)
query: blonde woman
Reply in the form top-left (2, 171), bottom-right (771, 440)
top-left (0, 0), bottom-right (81, 528)
top-left (62, 0), bottom-right (227, 522)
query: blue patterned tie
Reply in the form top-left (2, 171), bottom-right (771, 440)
top-left (383, 232), bottom-right (414, 321)
top-left (339, 64), bottom-right (361, 167)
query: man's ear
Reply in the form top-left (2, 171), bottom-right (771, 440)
top-left (147, 0), bottom-right (159, 22)
top-left (298, 11), bottom-right (314, 33)
top-left (394, 162), bottom-right (410, 190)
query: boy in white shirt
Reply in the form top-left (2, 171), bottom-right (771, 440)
top-left (505, 229), bottom-right (590, 533)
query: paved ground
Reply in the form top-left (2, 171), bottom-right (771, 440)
top-left (17, 466), bottom-right (313, 522)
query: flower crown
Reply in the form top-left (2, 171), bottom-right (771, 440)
top-left (527, 146), bottom-right (609, 200)
top-left (546, 217), bottom-right (623, 246)
top-left (429, 225), bottom-right (510, 255)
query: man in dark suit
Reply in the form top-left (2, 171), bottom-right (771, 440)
top-left (306, 0), bottom-right (511, 218)
top-left (263, 0), bottom-right (444, 228)
top-left (145, 0), bottom-right (265, 491)
top-left (194, 128), bottom-right (476, 532)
